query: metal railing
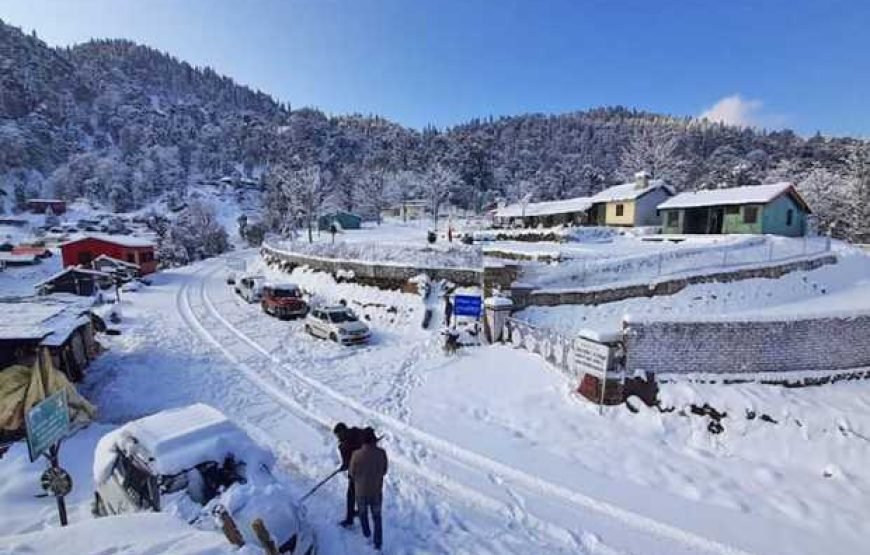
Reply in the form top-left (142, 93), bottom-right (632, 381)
top-left (504, 317), bottom-right (576, 378)
top-left (528, 236), bottom-right (832, 290)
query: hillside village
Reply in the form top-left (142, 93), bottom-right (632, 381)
top-left (1, 9), bottom-right (870, 555)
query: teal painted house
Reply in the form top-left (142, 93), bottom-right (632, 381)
top-left (318, 211), bottom-right (362, 231)
top-left (657, 182), bottom-right (810, 237)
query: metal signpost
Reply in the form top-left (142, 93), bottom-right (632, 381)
top-left (25, 390), bottom-right (72, 526)
top-left (573, 337), bottom-right (612, 414)
top-left (453, 295), bottom-right (483, 318)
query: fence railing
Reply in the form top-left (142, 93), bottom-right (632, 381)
top-left (527, 236), bottom-right (832, 290)
top-left (504, 317), bottom-right (576, 378)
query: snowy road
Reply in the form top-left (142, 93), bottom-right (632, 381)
top-left (64, 254), bottom-right (867, 555)
top-left (153, 255), bottom-right (854, 555)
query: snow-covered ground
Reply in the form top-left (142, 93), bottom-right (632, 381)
top-left (485, 232), bottom-right (832, 291)
top-left (0, 252), bottom-right (63, 297)
top-left (269, 219), bottom-right (482, 269)
top-left (2, 245), bottom-right (869, 554)
top-left (519, 244), bottom-right (870, 336)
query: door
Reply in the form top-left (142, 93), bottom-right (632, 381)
top-left (707, 208), bottom-right (724, 234)
top-left (77, 251), bottom-right (94, 266)
top-left (313, 312), bottom-right (329, 337)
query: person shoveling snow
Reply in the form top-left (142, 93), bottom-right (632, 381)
top-left (349, 428), bottom-right (388, 551)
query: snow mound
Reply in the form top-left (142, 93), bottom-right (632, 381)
top-left (94, 403), bottom-right (274, 483)
top-left (0, 512), bottom-right (235, 555)
top-left (271, 239), bottom-right (482, 269)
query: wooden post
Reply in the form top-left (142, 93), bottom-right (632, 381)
top-left (252, 518), bottom-right (279, 555)
top-left (215, 506), bottom-right (245, 547)
top-left (47, 443), bottom-right (68, 527)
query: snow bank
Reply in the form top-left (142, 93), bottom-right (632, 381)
top-left (519, 247), bottom-right (870, 336)
top-left (0, 512), bottom-right (235, 555)
top-left (269, 238), bottom-right (481, 270)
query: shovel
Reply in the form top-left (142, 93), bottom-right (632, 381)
top-left (298, 468), bottom-right (342, 504)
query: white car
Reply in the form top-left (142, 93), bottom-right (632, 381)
top-left (234, 274), bottom-right (266, 303)
top-left (304, 305), bottom-right (371, 345)
top-left (92, 404), bottom-right (317, 554)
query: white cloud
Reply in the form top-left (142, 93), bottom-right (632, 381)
top-left (699, 95), bottom-right (766, 127)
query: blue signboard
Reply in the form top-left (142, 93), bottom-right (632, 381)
top-left (25, 390), bottom-right (70, 462)
top-left (453, 295), bottom-right (482, 318)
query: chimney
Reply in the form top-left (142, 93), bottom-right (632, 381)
top-left (634, 170), bottom-right (651, 190)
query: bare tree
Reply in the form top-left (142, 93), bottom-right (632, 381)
top-left (385, 170), bottom-right (423, 222)
top-left (618, 126), bottom-right (687, 186)
top-left (267, 164), bottom-right (330, 243)
top-left (356, 168), bottom-right (390, 225)
top-left (421, 163), bottom-right (459, 225)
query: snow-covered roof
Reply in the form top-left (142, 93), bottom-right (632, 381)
top-left (27, 198), bottom-right (65, 203)
top-left (591, 179), bottom-right (673, 203)
top-left (0, 298), bottom-right (92, 343)
top-left (0, 253), bottom-right (38, 264)
top-left (93, 404), bottom-right (274, 482)
top-left (657, 182), bottom-right (807, 211)
top-left (94, 254), bottom-right (140, 268)
top-left (495, 197), bottom-right (594, 219)
top-left (61, 234), bottom-right (155, 249)
top-left (34, 267), bottom-right (112, 288)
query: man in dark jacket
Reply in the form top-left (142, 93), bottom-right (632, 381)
top-left (349, 428), bottom-right (388, 550)
top-left (334, 422), bottom-right (365, 527)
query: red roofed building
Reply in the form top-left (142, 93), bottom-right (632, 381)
top-left (60, 235), bottom-right (157, 275)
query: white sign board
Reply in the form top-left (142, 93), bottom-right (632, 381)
top-left (573, 337), bottom-right (611, 378)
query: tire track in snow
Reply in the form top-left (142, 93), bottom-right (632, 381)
top-left (196, 260), bottom-right (757, 555)
top-left (176, 263), bottom-right (591, 555)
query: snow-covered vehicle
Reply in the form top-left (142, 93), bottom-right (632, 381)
top-left (304, 305), bottom-right (371, 345)
top-left (261, 283), bottom-right (308, 319)
top-left (92, 404), bottom-right (317, 554)
top-left (234, 275), bottom-right (266, 303)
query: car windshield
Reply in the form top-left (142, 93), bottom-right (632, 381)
top-left (272, 288), bottom-right (300, 298)
top-left (328, 310), bottom-right (357, 323)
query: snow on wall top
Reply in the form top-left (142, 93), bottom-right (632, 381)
top-left (590, 179), bottom-right (673, 203)
top-left (93, 404), bottom-right (273, 483)
top-left (60, 234), bottom-right (155, 248)
top-left (495, 197), bottom-right (594, 218)
top-left (657, 182), bottom-right (797, 210)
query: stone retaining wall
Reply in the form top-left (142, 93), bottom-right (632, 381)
top-left (514, 254), bottom-right (837, 309)
top-left (624, 313), bottom-right (870, 375)
top-left (261, 244), bottom-right (483, 290)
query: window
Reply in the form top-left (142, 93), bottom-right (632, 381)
top-left (666, 211), bottom-right (679, 226)
top-left (786, 209), bottom-right (794, 226)
top-left (272, 288), bottom-right (300, 298)
top-left (725, 206), bottom-right (740, 215)
top-left (127, 253), bottom-right (136, 263)
top-left (328, 310), bottom-right (358, 323)
top-left (743, 206), bottom-right (759, 224)
top-left (615, 204), bottom-right (624, 217)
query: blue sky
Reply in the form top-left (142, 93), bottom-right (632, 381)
top-left (2, 0), bottom-right (868, 136)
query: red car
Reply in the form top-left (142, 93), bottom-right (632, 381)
top-left (261, 283), bottom-right (308, 319)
